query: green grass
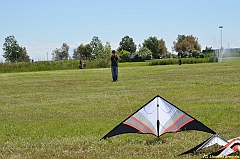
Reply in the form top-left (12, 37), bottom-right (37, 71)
top-left (0, 58), bottom-right (240, 158)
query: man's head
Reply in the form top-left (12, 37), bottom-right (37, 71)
top-left (112, 50), bottom-right (116, 54)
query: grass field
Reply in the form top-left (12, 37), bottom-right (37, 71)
top-left (0, 58), bottom-right (240, 159)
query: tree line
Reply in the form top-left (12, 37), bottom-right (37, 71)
top-left (2, 34), bottom-right (203, 63)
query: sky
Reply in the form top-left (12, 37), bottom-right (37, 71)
top-left (1, 0), bottom-right (240, 62)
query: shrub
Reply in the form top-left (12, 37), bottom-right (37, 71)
top-left (149, 58), bottom-right (213, 66)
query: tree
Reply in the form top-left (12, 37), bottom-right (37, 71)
top-left (118, 50), bottom-right (131, 62)
top-left (142, 36), bottom-right (167, 59)
top-left (52, 43), bottom-right (70, 60)
top-left (138, 47), bottom-right (152, 60)
top-left (95, 42), bottom-right (112, 67)
top-left (90, 36), bottom-right (102, 56)
top-left (118, 36), bottom-right (136, 53)
top-left (158, 39), bottom-right (167, 56)
top-left (202, 46), bottom-right (214, 54)
top-left (72, 48), bottom-right (80, 60)
top-left (94, 43), bottom-right (104, 59)
top-left (61, 43), bottom-right (70, 59)
top-left (96, 42), bottom-right (111, 59)
top-left (173, 35), bottom-right (201, 54)
top-left (2, 35), bottom-right (30, 62)
top-left (18, 47), bottom-right (30, 62)
top-left (73, 43), bottom-right (84, 60)
top-left (104, 42), bottom-right (111, 56)
top-left (72, 43), bottom-right (93, 60)
top-left (82, 44), bottom-right (92, 60)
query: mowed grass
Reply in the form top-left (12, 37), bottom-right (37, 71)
top-left (0, 58), bottom-right (240, 159)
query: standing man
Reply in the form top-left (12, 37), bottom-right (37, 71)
top-left (108, 50), bottom-right (121, 82)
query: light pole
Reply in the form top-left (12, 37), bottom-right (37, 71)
top-left (46, 52), bottom-right (48, 61)
top-left (219, 26), bottom-right (223, 50)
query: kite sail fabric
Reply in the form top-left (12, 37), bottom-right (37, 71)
top-left (179, 134), bottom-right (228, 155)
top-left (228, 136), bottom-right (240, 142)
top-left (101, 95), bottom-right (216, 140)
top-left (208, 138), bottom-right (240, 157)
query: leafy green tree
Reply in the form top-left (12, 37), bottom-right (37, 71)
top-left (90, 36), bottom-right (103, 56)
top-left (202, 46), bottom-right (214, 54)
top-left (104, 42), bottom-right (111, 55)
top-left (82, 44), bottom-right (93, 60)
top-left (205, 46), bottom-right (212, 51)
top-left (118, 36), bottom-right (136, 53)
top-left (52, 43), bottom-right (70, 60)
top-left (52, 48), bottom-right (61, 60)
top-left (94, 43), bottom-right (104, 59)
top-left (18, 47), bottom-right (30, 62)
top-left (118, 50), bottom-right (131, 62)
top-left (72, 48), bottom-right (80, 60)
top-left (95, 42), bottom-right (112, 67)
top-left (73, 43), bottom-right (93, 60)
top-left (73, 43), bottom-right (84, 60)
top-left (187, 50), bottom-right (201, 58)
top-left (142, 36), bottom-right (167, 59)
top-left (173, 35), bottom-right (201, 53)
top-left (138, 47), bottom-right (152, 60)
top-left (61, 43), bottom-right (70, 59)
top-left (158, 39), bottom-right (167, 56)
top-left (2, 35), bottom-right (30, 62)
top-left (96, 42), bottom-right (111, 59)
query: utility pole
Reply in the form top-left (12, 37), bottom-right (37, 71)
top-left (219, 26), bottom-right (223, 50)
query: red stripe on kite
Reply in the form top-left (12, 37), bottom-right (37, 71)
top-left (123, 122), bottom-right (146, 134)
top-left (216, 139), bottom-right (240, 153)
top-left (171, 118), bottom-right (194, 132)
top-left (232, 145), bottom-right (239, 151)
top-left (162, 114), bottom-right (194, 134)
top-left (123, 116), bottom-right (156, 135)
top-left (130, 116), bottom-right (155, 135)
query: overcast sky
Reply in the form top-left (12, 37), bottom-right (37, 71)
top-left (1, 0), bottom-right (240, 61)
